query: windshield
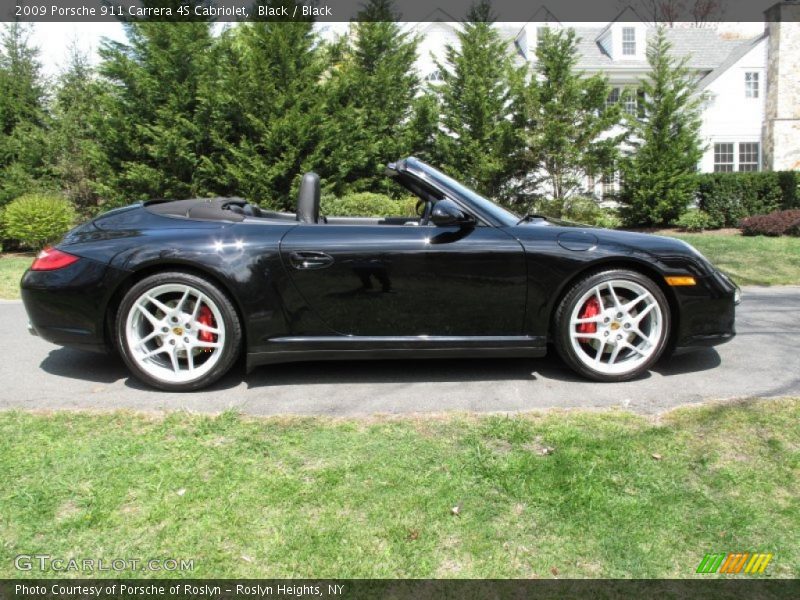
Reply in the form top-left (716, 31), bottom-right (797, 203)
top-left (410, 160), bottom-right (521, 226)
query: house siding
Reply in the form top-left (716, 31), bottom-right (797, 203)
top-left (699, 38), bottom-right (767, 173)
top-left (408, 8), bottom-right (795, 181)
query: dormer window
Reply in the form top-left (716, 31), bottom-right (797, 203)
top-left (622, 27), bottom-right (636, 56)
top-left (537, 26), bottom-right (549, 48)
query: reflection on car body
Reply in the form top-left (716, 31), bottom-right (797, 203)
top-left (21, 158), bottom-right (738, 391)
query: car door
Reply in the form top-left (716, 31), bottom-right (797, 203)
top-left (278, 221), bottom-right (527, 337)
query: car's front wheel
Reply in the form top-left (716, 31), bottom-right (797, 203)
top-left (116, 271), bottom-right (242, 391)
top-left (554, 269), bottom-right (671, 382)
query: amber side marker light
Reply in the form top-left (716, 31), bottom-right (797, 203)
top-left (30, 247), bottom-right (80, 271)
top-left (665, 275), bottom-right (697, 286)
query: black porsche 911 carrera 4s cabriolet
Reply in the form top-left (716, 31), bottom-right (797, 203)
top-left (21, 157), bottom-right (739, 391)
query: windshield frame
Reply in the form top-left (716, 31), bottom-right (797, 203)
top-left (395, 157), bottom-right (521, 227)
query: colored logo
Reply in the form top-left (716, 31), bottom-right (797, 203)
top-left (696, 552), bottom-right (773, 574)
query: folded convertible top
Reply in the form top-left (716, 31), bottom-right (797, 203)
top-left (145, 197), bottom-right (248, 222)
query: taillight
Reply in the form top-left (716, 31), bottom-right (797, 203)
top-left (30, 247), bottom-right (80, 271)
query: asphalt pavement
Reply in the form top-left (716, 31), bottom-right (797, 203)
top-left (1, 286), bottom-right (798, 416)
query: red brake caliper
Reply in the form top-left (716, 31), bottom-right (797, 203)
top-left (577, 297), bottom-right (600, 334)
top-left (197, 305), bottom-right (217, 349)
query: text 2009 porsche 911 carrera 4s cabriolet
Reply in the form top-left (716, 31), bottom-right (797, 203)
top-left (21, 158), bottom-right (739, 391)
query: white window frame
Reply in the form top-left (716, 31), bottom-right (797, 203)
top-left (536, 26), bottom-right (549, 48)
top-left (738, 142), bottom-right (760, 172)
top-left (606, 87), bottom-right (620, 108)
top-left (713, 142), bottom-right (760, 172)
top-left (622, 27), bottom-right (636, 56)
top-left (602, 170), bottom-right (617, 197)
top-left (713, 143), bottom-right (734, 172)
top-left (745, 72), bottom-right (759, 99)
top-left (424, 70), bottom-right (444, 83)
top-left (622, 88), bottom-right (640, 116)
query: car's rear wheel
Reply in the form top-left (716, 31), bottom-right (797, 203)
top-left (116, 272), bottom-right (241, 391)
top-left (554, 269), bottom-right (671, 382)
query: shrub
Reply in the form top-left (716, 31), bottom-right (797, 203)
top-left (740, 209), bottom-right (800, 237)
top-left (777, 171), bottom-right (800, 209)
top-left (321, 193), bottom-right (418, 218)
top-left (674, 209), bottom-right (714, 232)
top-left (556, 196), bottom-right (621, 229)
top-left (695, 172), bottom-right (795, 228)
top-left (2, 193), bottom-right (77, 249)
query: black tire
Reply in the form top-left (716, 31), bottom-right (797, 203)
top-left (115, 271), bottom-right (242, 391)
top-left (553, 269), bottom-right (671, 382)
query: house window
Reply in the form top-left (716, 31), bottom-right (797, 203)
top-left (622, 27), bottom-right (636, 56)
top-left (537, 27), bottom-right (549, 48)
top-left (714, 143), bottom-right (734, 172)
top-left (622, 88), bottom-right (641, 116)
top-left (745, 72), bottom-right (759, 98)
top-left (425, 70), bottom-right (444, 83)
top-left (606, 87), bottom-right (620, 108)
top-left (713, 142), bottom-right (760, 172)
top-left (608, 88), bottom-right (643, 116)
top-left (738, 142), bottom-right (760, 171)
top-left (602, 170), bottom-right (616, 197)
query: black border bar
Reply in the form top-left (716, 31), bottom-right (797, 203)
top-left (3, 579), bottom-right (800, 600)
top-left (4, 0), bottom-right (797, 23)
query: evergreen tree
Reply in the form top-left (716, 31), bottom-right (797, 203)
top-left (209, 0), bottom-right (323, 209)
top-left (97, 4), bottom-right (215, 203)
top-left (310, 0), bottom-right (421, 196)
top-left (434, 0), bottom-right (520, 200)
top-left (0, 23), bottom-right (50, 205)
top-left (49, 44), bottom-right (112, 216)
top-left (618, 27), bottom-right (705, 226)
top-left (515, 28), bottom-right (623, 213)
top-left (403, 92), bottom-right (439, 164)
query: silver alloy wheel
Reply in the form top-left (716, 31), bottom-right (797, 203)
top-left (568, 279), bottom-right (664, 376)
top-left (124, 283), bottom-right (226, 384)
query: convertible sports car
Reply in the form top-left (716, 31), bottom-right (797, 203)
top-left (21, 158), bottom-right (739, 391)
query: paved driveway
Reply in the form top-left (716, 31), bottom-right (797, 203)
top-left (1, 286), bottom-right (798, 416)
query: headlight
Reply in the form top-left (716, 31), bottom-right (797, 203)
top-left (715, 270), bottom-right (741, 304)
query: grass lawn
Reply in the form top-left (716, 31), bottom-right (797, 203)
top-left (1, 398), bottom-right (797, 578)
top-left (0, 254), bottom-right (31, 300)
top-left (667, 233), bottom-right (800, 286)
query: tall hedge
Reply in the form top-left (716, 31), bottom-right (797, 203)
top-left (777, 171), bottom-right (800, 210)
top-left (696, 171), bottom-right (799, 228)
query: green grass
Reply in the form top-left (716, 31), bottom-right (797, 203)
top-left (0, 255), bottom-right (31, 299)
top-left (1, 399), bottom-right (797, 578)
top-left (668, 233), bottom-right (800, 286)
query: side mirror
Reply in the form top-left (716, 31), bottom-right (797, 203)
top-left (430, 199), bottom-right (475, 227)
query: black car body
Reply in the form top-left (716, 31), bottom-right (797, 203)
top-left (21, 158), bottom-right (738, 390)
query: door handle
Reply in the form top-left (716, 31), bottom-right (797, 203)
top-left (289, 251), bottom-right (334, 270)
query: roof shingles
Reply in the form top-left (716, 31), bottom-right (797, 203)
top-left (498, 24), bottom-right (753, 72)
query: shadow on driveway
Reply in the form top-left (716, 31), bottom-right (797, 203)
top-left (39, 345), bottom-right (722, 391)
top-left (40, 348), bottom-right (127, 384)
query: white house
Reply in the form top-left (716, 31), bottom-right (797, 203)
top-left (406, 2), bottom-right (798, 197)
